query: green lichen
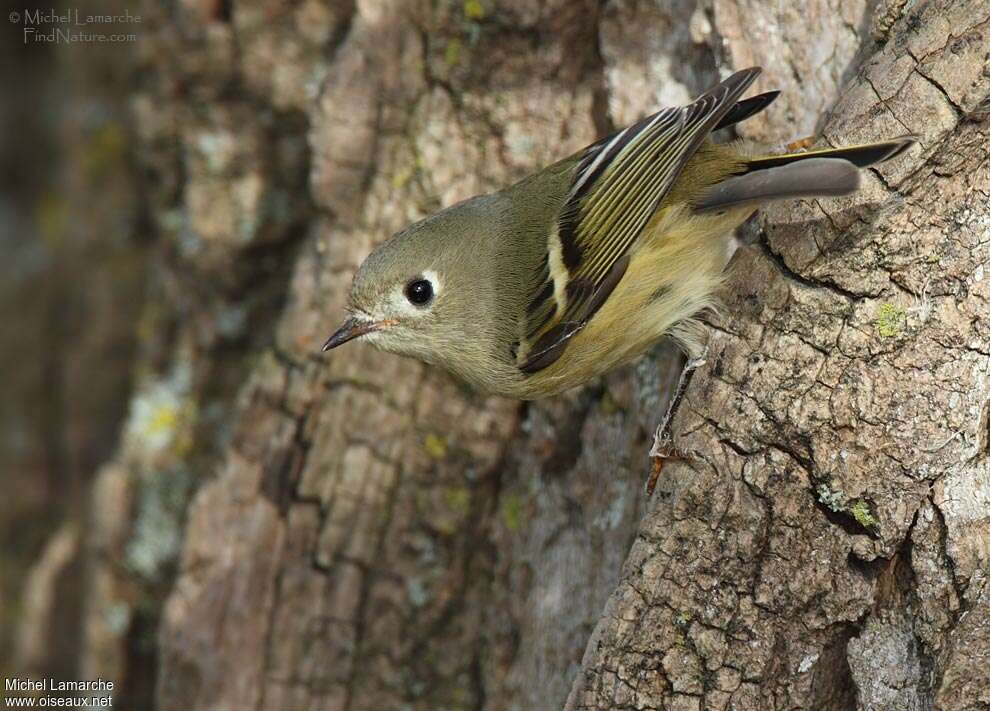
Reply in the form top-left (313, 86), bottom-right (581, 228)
top-left (500, 494), bottom-right (522, 532)
top-left (215, 304), bottom-right (248, 339)
top-left (443, 38), bottom-right (462, 66)
top-left (816, 483), bottom-right (846, 512)
top-left (104, 601), bottom-right (132, 635)
top-left (818, 484), bottom-right (878, 530)
top-left (414, 488), bottom-right (433, 515)
top-left (443, 486), bottom-right (470, 513)
top-left (158, 207), bottom-right (185, 233)
top-left (35, 191), bottom-right (67, 246)
top-left (849, 500), bottom-right (878, 528)
top-left (599, 391), bottom-right (620, 415)
top-left (433, 517), bottom-right (459, 536)
top-left (674, 611), bottom-right (693, 627)
top-left (82, 121), bottom-right (125, 179)
top-left (874, 303), bottom-right (906, 338)
top-left (406, 578), bottom-right (429, 607)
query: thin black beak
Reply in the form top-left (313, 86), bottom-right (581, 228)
top-left (321, 316), bottom-right (389, 351)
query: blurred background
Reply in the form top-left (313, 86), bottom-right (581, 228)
top-left (1, 0), bottom-right (308, 704)
top-left (1, 0), bottom-right (149, 690)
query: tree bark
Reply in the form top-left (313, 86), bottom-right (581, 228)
top-left (26, 0), bottom-right (987, 710)
top-left (567, 1), bottom-right (990, 709)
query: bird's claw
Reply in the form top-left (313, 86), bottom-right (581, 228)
top-left (645, 450), bottom-right (675, 496)
top-left (645, 347), bottom-right (708, 495)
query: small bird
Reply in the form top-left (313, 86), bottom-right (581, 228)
top-left (323, 67), bottom-right (912, 399)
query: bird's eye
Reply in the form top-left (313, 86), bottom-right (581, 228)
top-left (404, 278), bottom-right (434, 306)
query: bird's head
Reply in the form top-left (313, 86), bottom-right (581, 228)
top-left (323, 196), bottom-right (509, 372)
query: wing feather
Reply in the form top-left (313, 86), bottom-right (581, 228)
top-left (517, 67), bottom-right (762, 373)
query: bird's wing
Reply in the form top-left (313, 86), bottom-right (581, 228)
top-left (517, 67), bottom-right (762, 374)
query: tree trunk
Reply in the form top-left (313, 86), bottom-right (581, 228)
top-left (566, 2), bottom-right (990, 709)
top-left (13, 1), bottom-right (988, 710)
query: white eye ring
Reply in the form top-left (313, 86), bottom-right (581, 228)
top-left (380, 270), bottom-right (441, 319)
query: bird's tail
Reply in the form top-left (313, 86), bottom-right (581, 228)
top-left (694, 136), bottom-right (915, 212)
top-left (745, 137), bottom-right (914, 170)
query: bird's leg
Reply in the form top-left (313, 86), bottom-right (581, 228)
top-left (646, 349), bottom-right (707, 495)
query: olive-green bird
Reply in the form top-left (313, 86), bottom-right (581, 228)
top-left (323, 67), bottom-right (913, 399)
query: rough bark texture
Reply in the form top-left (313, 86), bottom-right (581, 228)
top-left (8, 1), bottom-right (989, 710)
top-left (567, 1), bottom-right (990, 709)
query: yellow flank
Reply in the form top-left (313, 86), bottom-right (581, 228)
top-left (518, 202), bottom-right (753, 398)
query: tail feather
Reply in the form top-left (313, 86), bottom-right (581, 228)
top-left (745, 136), bottom-right (915, 171)
top-left (694, 136), bottom-right (915, 212)
top-left (695, 158), bottom-right (860, 212)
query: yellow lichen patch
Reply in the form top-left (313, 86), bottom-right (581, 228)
top-left (391, 163), bottom-right (415, 189)
top-left (500, 494), bottom-right (522, 532)
top-left (423, 433), bottom-right (448, 459)
top-left (849, 500), bottom-right (878, 528)
top-left (124, 366), bottom-right (197, 460)
top-left (435, 521), bottom-right (458, 536)
top-left (874, 303), bottom-right (906, 338)
top-left (463, 0), bottom-right (485, 20)
top-left (146, 403), bottom-right (180, 436)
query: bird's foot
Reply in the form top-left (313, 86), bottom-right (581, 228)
top-left (646, 350), bottom-right (707, 496)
